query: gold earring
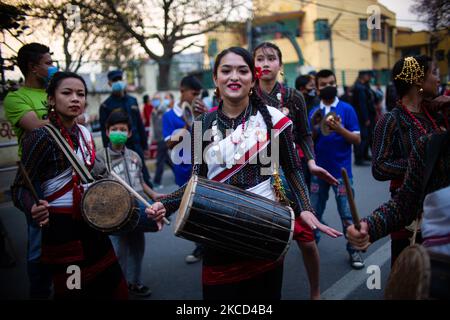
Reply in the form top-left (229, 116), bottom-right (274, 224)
top-left (280, 70), bottom-right (285, 77)
top-left (214, 87), bottom-right (220, 98)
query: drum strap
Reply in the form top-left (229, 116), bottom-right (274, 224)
top-left (44, 124), bottom-right (94, 184)
top-left (105, 148), bottom-right (112, 173)
top-left (411, 132), bottom-right (449, 245)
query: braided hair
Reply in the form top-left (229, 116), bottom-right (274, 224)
top-left (213, 47), bottom-right (273, 133)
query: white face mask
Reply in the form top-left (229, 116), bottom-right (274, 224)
top-left (307, 89), bottom-right (316, 97)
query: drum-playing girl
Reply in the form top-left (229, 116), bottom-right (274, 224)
top-left (148, 47), bottom-right (342, 300)
top-left (348, 131), bottom-right (450, 300)
top-left (12, 72), bottom-right (128, 299)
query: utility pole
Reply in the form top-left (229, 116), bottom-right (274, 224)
top-left (328, 13), bottom-right (342, 73)
top-left (246, 19), bottom-right (253, 52)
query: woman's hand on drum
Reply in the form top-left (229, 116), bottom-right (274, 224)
top-left (300, 211), bottom-right (343, 238)
top-left (347, 221), bottom-right (371, 251)
top-left (31, 200), bottom-right (49, 227)
top-left (145, 202), bottom-right (166, 231)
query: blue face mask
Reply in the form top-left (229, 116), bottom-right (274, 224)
top-left (44, 66), bottom-right (59, 87)
top-left (111, 81), bottom-right (126, 92)
top-left (152, 99), bottom-right (161, 107)
top-left (163, 98), bottom-right (171, 107)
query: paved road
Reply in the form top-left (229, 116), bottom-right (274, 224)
top-left (0, 162), bottom-right (393, 300)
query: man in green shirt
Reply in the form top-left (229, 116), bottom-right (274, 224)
top-left (4, 43), bottom-right (57, 299)
top-left (4, 43), bottom-right (57, 156)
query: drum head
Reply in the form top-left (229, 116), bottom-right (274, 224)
top-left (175, 175), bottom-right (198, 235)
top-left (385, 244), bottom-right (431, 300)
top-left (82, 179), bottom-right (132, 231)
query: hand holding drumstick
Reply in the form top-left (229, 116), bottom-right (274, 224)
top-left (110, 171), bottom-right (169, 229)
top-left (18, 161), bottom-right (49, 228)
top-left (341, 168), bottom-right (371, 251)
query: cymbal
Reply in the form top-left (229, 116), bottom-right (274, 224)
top-left (320, 111), bottom-right (338, 136)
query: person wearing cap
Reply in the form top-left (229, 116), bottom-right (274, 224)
top-left (352, 70), bottom-right (375, 166)
top-left (99, 70), bottom-right (153, 187)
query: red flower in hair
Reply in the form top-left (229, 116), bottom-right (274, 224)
top-left (254, 66), bottom-right (262, 80)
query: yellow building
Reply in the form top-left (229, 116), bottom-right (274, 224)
top-left (206, 0), bottom-right (397, 87)
top-left (396, 27), bottom-right (450, 82)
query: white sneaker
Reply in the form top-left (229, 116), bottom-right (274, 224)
top-left (350, 252), bottom-right (365, 269)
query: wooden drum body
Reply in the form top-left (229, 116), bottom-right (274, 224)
top-left (81, 179), bottom-right (139, 233)
top-left (175, 175), bottom-right (295, 260)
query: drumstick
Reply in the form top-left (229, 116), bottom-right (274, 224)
top-left (17, 161), bottom-right (48, 228)
top-left (110, 171), bottom-right (170, 225)
top-left (17, 161), bottom-right (40, 205)
top-left (341, 168), bottom-right (361, 231)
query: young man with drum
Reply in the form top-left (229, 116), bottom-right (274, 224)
top-left (97, 111), bottom-right (164, 297)
top-left (147, 47), bottom-right (342, 300)
top-left (12, 72), bottom-right (128, 299)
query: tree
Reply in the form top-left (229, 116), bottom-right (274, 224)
top-left (0, 1), bottom-right (30, 97)
top-left (411, 0), bottom-right (450, 31)
top-left (73, 0), bottom-right (250, 90)
top-left (411, 0), bottom-right (450, 57)
top-left (24, 0), bottom-right (99, 72)
top-left (98, 24), bottom-right (138, 71)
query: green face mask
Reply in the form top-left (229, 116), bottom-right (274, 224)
top-left (109, 131), bottom-right (128, 145)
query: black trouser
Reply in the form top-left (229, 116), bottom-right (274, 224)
top-left (354, 124), bottom-right (368, 162)
top-left (203, 264), bottom-right (283, 300)
top-left (27, 260), bottom-right (52, 299)
top-left (153, 140), bottom-right (172, 185)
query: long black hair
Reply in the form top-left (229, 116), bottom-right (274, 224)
top-left (213, 47), bottom-right (273, 132)
top-left (392, 55), bottom-right (432, 98)
top-left (46, 71), bottom-right (88, 102)
top-left (252, 42), bottom-right (283, 65)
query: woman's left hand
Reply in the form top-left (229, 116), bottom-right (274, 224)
top-left (308, 161), bottom-right (339, 186)
top-left (300, 211), bottom-right (343, 238)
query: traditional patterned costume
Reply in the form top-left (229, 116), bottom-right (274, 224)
top-left (257, 82), bottom-right (316, 242)
top-left (13, 114), bottom-right (127, 299)
top-left (371, 56), bottom-right (449, 264)
top-left (161, 103), bottom-right (312, 300)
top-left (365, 132), bottom-right (450, 255)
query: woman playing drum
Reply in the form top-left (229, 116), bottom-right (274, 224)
top-left (12, 72), bottom-right (128, 299)
top-left (148, 47), bottom-right (342, 300)
top-left (348, 131), bottom-right (450, 299)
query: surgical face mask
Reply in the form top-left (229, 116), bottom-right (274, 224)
top-left (111, 81), bottom-right (126, 93)
top-left (109, 131), bottom-right (128, 145)
top-left (163, 98), bottom-right (171, 107)
top-left (152, 99), bottom-right (161, 108)
top-left (319, 86), bottom-right (337, 101)
top-left (44, 66), bottom-right (59, 87)
top-left (307, 88), bottom-right (316, 97)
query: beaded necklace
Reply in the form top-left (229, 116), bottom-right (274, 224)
top-left (401, 104), bottom-right (439, 135)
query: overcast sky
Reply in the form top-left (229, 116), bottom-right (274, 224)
top-left (378, 0), bottom-right (428, 31)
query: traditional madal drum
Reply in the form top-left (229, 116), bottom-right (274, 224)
top-left (385, 244), bottom-right (450, 299)
top-left (81, 179), bottom-right (139, 233)
top-left (175, 175), bottom-right (295, 260)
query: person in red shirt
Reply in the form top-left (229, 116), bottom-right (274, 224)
top-left (142, 94), bottom-right (155, 128)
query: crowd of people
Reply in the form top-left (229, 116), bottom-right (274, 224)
top-left (3, 40), bottom-right (449, 300)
